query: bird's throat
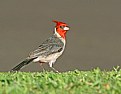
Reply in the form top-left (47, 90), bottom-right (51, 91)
top-left (55, 28), bottom-right (66, 39)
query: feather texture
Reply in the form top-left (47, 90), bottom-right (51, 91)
top-left (29, 34), bottom-right (64, 59)
top-left (10, 58), bottom-right (37, 71)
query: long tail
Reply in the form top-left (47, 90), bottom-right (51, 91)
top-left (10, 58), bottom-right (36, 71)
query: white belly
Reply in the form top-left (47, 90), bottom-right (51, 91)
top-left (33, 50), bottom-right (64, 63)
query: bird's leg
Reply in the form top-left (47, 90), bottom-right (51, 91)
top-left (39, 61), bottom-right (45, 72)
top-left (49, 62), bottom-right (59, 73)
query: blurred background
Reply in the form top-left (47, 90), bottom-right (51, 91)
top-left (0, 0), bottom-right (121, 72)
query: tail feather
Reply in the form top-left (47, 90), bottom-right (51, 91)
top-left (10, 58), bottom-right (36, 71)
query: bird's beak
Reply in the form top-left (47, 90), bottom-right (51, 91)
top-left (63, 26), bottom-right (70, 31)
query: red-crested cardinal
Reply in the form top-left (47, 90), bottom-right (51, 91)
top-left (11, 20), bottom-right (70, 72)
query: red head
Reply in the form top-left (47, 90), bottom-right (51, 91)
top-left (53, 20), bottom-right (69, 39)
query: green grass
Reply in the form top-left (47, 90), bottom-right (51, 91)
top-left (0, 67), bottom-right (121, 94)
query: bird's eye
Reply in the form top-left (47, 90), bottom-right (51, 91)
top-left (60, 26), bottom-right (64, 29)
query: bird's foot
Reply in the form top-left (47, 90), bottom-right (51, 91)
top-left (50, 67), bottom-right (59, 73)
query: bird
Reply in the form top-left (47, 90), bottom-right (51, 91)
top-left (10, 20), bottom-right (70, 72)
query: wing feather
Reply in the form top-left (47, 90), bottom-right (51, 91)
top-left (29, 35), bottom-right (64, 58)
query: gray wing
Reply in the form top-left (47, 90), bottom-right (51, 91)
top-left (29, 35), bottom-right (64, 58)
